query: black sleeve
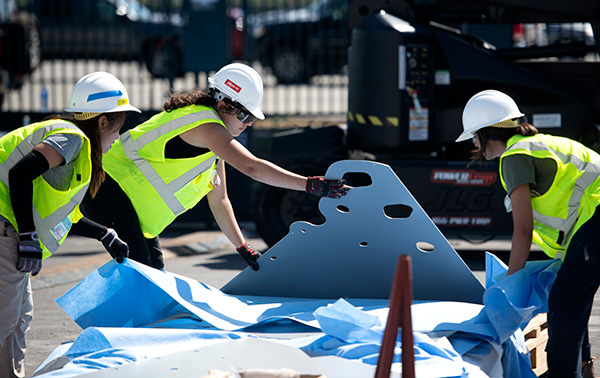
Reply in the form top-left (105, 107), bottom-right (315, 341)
top-left (8, 150), bottom-right (50, 234)
top-left (70, 216), bottom-right (109, 241)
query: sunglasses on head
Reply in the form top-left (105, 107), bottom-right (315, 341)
top-left (236, 108), bottom-right (258, 124)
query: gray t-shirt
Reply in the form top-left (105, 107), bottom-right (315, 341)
top-left (41, 133), bottom-right (83, 190)
top-left (501, 154), bottom-right (557, 197)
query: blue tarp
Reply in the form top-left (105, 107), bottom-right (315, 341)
top-left (36, 254), bottom-right (561, 377)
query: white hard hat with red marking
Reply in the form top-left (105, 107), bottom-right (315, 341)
top-left (65, 71), bottom-right (140, 120)
top-left (209, 63), bottom-right (265, 120)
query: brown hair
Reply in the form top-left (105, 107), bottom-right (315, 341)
top-left (163, 88), bottom-right (215, 112)
top-left (48, 112), bottom-right (126, 196)
top-left (469, 123), bottom-right (539, 165)
top-left (163, 88), bottom-right (242, 116)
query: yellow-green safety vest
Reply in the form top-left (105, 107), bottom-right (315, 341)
top-left (0, 120), bottom-right (91, 258)
top-left (103, 105), bottom-right (224, 238)
top-left (499, 134), bottom-right (600, 259)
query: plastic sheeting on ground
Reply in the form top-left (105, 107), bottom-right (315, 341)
top-left (55, 258), bottom-right (391, 331)
top-left (483, 252), bottom-right (561, 343)
top-left (36, 255), bottom-right (561, 377)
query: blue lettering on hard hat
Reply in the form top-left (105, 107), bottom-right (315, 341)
top-left (87, 90), bottom-right (123, 102)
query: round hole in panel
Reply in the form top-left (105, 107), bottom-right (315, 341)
top-left (270, 256), bottom-right (277, 260)
top-left (359, 241), bottom-right (368, 247)
top-left (416, 241), bottom-right (435, 253)
top-left (383, 204), bottom-right (413, 219)
top-left (337, 205), bottom-right (350, 213)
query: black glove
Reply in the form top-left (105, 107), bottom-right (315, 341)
top-left (101, 228), bottom-right (129, 263)
top-left (236, 243), bottom-right (262, 271)
top-left (306, 176), bottom-right (348, 199)
top-left (17, 231), bottom-right (42, 276)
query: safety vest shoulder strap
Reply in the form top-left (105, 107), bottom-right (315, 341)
top-left (125, 105), bottom-right (223, 149)
top-left (0, 120), bottom-right (84, 185)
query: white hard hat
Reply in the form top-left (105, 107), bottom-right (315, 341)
top-left (209, 63), bottom-right (265, 120)
top-left (456, 90), bottom-right (525, 142)
top-left (65, 72), bottom-right (141, 120)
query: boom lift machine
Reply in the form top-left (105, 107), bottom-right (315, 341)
top-left (251, 0), bottom-right (600, 247)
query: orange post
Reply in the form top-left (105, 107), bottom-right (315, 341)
top-left (375, 254), bottom-right (415, 378)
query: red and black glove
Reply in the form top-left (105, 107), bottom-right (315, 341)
top-left (236, 243), bottom-right (262, 271)
top-left (306, 176), bottom-right (348, 199)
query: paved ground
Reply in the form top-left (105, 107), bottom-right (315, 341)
top-left (22, 222), bottom-right (600, 377)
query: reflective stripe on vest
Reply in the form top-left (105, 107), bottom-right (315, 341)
top-left (0, 121), bottom-right (90, 256)
top-left (32, 190), bottom-right (86, 254)
top-left (119, 110), bottom-right (218, 215)
top-left (0, 124), bottom-right (73, 183)
top-left (500, 134), bottom-right (600, 258)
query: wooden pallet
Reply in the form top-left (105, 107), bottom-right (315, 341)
top-left (523, 313), bottom-right (549, 376)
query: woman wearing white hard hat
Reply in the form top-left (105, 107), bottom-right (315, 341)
top-left (0, 71), bottom-right (139, 377)
top-left (80, 63), bottom-right (348, 272)
top-left (459, 89), bottom-right (600, 377)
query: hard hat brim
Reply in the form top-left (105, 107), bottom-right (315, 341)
top-left (455, 115), bottom-right (524, 143)
top-left (455, 131), bottom-right (474, 143)
top-left (65, 104), bottom-right (141, 114)
top-left (120, 104), bottom-right (142, 113)
top-left (250, 107), bottom-right (265, 120)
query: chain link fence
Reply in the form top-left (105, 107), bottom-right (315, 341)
top-left (1, 0), bottom-right (350, 117)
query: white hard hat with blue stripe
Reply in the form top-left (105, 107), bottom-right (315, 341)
top-left (65, 72), bottom-right (141, 120)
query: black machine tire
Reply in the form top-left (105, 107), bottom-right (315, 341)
top-left (271, 48), bottom-right (308, 84)
top-left (251, 159), bottom-right (331, 247)
top-left (1, 11), bottom-right (40, 89)
top-left (145, 35), bottom-right (183, 79)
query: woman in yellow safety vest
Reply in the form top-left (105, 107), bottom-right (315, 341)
top-left (0, 72), bottom-right (139, 378)
top-left (81, 63), bottom-right (348, 272)
top-left (457, 89), bottom-right (600, 378)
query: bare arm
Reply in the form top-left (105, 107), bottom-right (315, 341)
top-left (506, 183), bottom-right (534, 276)
top-left (206, 161), bottom-right (245, 248)
top-left (181, 123), bottom-right (307, 191)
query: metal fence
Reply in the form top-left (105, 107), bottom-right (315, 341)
top-left (0, 0), bottom-right (350, 116)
